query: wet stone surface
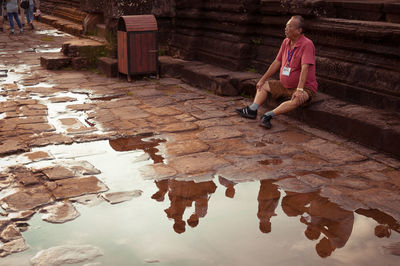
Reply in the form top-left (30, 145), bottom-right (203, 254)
top-left (0, 21), bottom-right (399, 265)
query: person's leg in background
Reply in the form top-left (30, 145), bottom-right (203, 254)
top-left (7, 11), bottom-right (14, 34)
top-left (27, 3), bottom-right (34, 29)
top-left (20, 7), bottom-right (26, 27)
top-left (11, 12), bottom-right (22, 33)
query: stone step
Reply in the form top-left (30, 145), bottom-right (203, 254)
top-left (40, 38), bottom-right (107, 70)
top-left (40, 2), bottom-right (86, 25)
top-left (61, 39), bottom-right (106, 58)
top-left (40, 54), bottom-right (71, 70)
top-left (97, 57), bottom-right (118, 78)
top-left (159, 55), bottom-right (400, 159)
top-left (40, 14), bottom-right (83, 36)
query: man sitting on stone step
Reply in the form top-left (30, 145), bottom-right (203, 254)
top-left (235, 15), bottom-right (318, 129)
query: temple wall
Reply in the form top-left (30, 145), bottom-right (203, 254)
top-left (41, 0), bottom-right (400, 111)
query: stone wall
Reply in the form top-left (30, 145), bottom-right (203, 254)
top-left (166, 0), bottom-right (400, 112)
top-left (42, 0), bottom-right (400, 112)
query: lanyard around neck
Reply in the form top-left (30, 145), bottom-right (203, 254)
top-left (286, 47), bottom-right (296, 67)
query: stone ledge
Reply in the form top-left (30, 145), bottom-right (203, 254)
top-left (40, 54), bottom-right (71, 70)
top-left (159, 55), bottom-right (400, 159)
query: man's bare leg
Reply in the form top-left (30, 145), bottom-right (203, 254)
top-left (253, 82), bottom-right (270, 106)
top-left (260, 92), bottom-right (308, 129)
top-left (235, 82), bottom-right (270, 119)
top-left (272, 99), bottom-right (300, 115)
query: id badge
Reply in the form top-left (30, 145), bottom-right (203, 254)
top-left (282, 66), bottom-right (291, 76)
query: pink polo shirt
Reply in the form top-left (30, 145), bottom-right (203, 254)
top-left (276, 35), bottom-right (318, 92)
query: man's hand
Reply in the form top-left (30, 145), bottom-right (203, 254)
top-left (256, 79), bottom-right (266, 91)
top-left (291, 89), bottom-right (309, 105)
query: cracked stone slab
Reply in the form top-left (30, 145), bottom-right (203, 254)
top-left (0, 224), bottom-right (22, 241)
top-left (102, 190), bottom-right (143, 204)
top-left (0, 238), bottom-right (29, 258)
top-left (49, 97), bottom-right (77, 103)
top-left (41, 166), bottom-right (75, 180)
top-left (146, 106), bottom-right (182, 116)
top-left (17, 123), bottom-right (55, 133)
top-left (53, 161), bottom-right (100, 176)
top-left (140, 163), bottom-right (178, 180)
top-left (130, 88), bottom-right (164, 98)
top-left (40, 201), bottom-right (80, 224)
top-left (7, 210), bottom-right (35, 221)
top-left (164, 139), bottom-right (209, 157)
top-left (0, 139), bottom-right (28, 155)
top-left (110, 106), bottom-right (149, 120)
top-left (13, 167), bottom-right (41, 186)
top-left (51, 176), bottom-right (109, 200)
top-left (191, 110), bottom-right (230, 120)
top-left (197, 126), bottom-right (244, 140)
top-left (24, 151), bottom-right (54, 162)
top-left (59, 118), bottom-right (96, 134)
top-left (168, 152), bottom-right (229, 175)
top-left (301, 139), bottom-right (366, 164)
top-left (194, 118), bottom-right (233, 128)
top-left (0, 186), bottom-right (53, 212)
top-left (28, 133), bottom-right (73, 147)
top-left (67, 104), bottom-right (94, 111)
top-left (160, 122), bottom-right (199, 133)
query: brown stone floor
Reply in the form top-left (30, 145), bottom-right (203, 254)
top-left (0, 22), bottom-right (399, 259)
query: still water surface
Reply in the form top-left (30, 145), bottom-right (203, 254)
top-left (1, 139), bottom-right (399, 266)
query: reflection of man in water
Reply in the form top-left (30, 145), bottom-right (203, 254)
top-left (282, 191), bottom-right (354, 258)
top-left (151, 179), bottom-right (216, 234)
top-left (356, 208), bottom-right (400, 238)
top-left (257, 179), bottom-right (281, 233)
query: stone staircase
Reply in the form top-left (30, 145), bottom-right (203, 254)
top-left (39, 0), bottom-right (86, 35)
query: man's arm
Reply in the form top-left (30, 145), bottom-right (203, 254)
top-left (297, 63), bottom-right (309, 89)
top-left (256, 60), bottom-right (281, 90)
top-left (291, 63), bottom-right (310, 104)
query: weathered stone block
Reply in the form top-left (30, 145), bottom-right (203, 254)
top-left (97, 57), bottom-right (118, 77)
top-left (40, 55), bottom-right (71, 70)
top-left (81, 0), bottom-right (105, 13)
top-left (71, 57), bottom-right (90, 70)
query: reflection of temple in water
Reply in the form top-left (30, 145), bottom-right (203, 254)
top-left (151, 177), bottom-right (399, 258)
top-left (151, 179), bottom-right (217, 234)
top-left (356, 208), bottom-right (400, 238)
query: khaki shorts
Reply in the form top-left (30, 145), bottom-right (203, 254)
top-left (262, 80), bottom-right (315, 106)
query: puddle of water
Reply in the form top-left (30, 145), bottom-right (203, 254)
top-left (0, 141), bottom-right (399, 266)
top-left (1, 65), bottom-right (30, 85)
top-left (25, 82), bottom-right (54, 88)
top-left (31, 91), bottom-right (96, 134)
top-left (35, 48), bottom-right (62, 53)
top-left (35, 30), bottom-right (71, 37)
